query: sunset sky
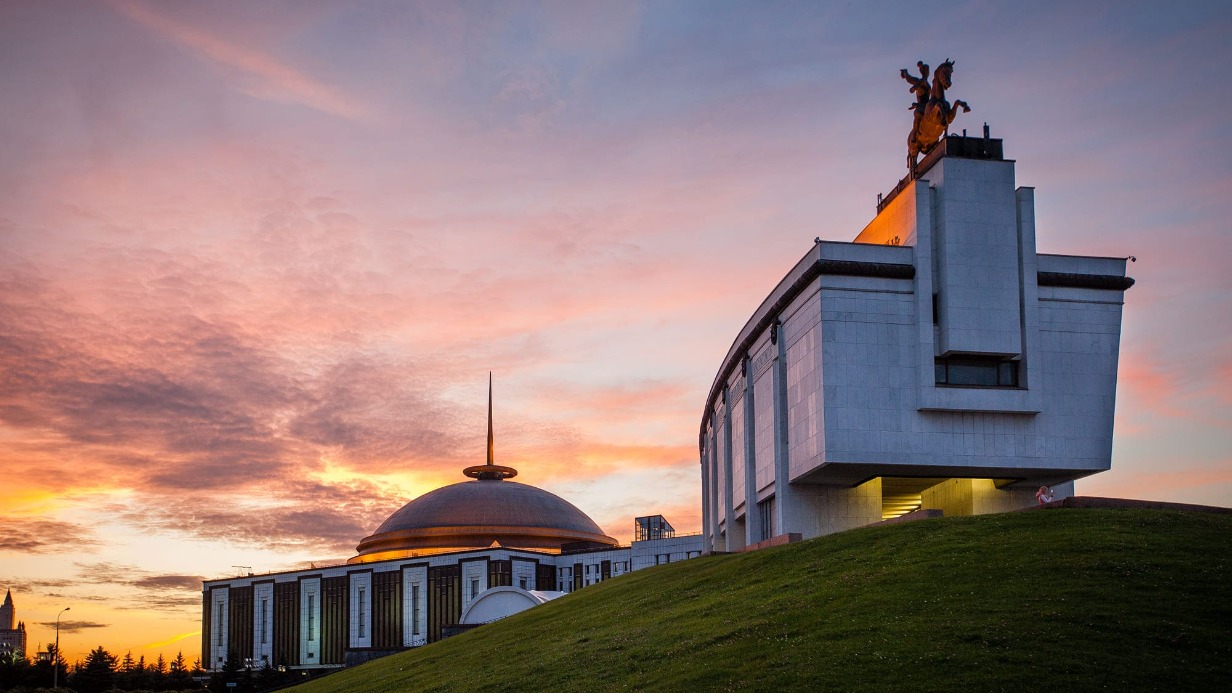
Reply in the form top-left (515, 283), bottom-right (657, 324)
top-left (1, 0), bottom-right (1229, 664)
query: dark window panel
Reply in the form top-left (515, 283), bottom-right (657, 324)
top-left (272, 582), bottom-right (299, 667)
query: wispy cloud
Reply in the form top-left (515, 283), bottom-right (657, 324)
top-left (35, 620), bottom-right (109, 634)
top-left (108, 0), bottom-right (369, 122)
top-left (0, 519), bottom-right (103, 554)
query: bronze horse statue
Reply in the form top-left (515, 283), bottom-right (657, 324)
top-left (906, 59), bottom-right (970, 177)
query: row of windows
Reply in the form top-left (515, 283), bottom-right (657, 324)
top-left (215, 559), bottom-right (613, 651)
top-left (935, 355), bottom-right (1019, 388)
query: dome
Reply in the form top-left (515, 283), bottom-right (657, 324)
top-left (351, 477), bottom-right (618, 562)
top-left (350, 374), bottom-right (618, 563)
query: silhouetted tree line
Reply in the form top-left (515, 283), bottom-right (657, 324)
top-left (0, 645), bottom-right (303, 693)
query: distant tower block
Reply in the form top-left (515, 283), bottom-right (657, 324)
top-left (0, 590), bottom-right (27, 657)
top-left (0, 590), bottom-right (13, 630)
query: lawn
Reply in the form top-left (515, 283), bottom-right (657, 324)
top-left (287, 509), bottom-right (1231, 692)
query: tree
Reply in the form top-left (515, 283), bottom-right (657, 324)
top-left (118, 650), bottom-right (138, 690)
top-left (0, 651), bottom-right (32, 690)
top-left (208, 655), bottom-right (243, 693)
top-left (127, 652), bottom-right (148, 690)
top-left (70, 645), bottom-right (117, 693)
top-left (168, 650), bottom-right (193, 690)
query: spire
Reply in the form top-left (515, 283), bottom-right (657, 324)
top-left (0, 589), bottom-right (12, 630)
top-left (463, 374), bottom-right (517, 481)
top-left (487, 372), bottom-right (494, 466)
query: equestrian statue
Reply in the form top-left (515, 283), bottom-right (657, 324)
top-left (902, 59), bottom-right (970, 177)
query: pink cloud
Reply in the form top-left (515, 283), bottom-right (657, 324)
top-left (108, 0), bottom-right (370, 122)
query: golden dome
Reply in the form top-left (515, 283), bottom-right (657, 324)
top-left (348, 375), bottom-right (618, 563)
top-left (350, 476), bottom-right (618, 562)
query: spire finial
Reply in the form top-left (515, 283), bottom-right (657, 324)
top-left (464, 373), bottom-right (517, 481)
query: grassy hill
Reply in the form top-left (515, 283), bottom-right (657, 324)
top-left (288, 509), bottom-right (1230, 692)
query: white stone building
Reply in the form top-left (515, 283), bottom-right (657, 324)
top-left (698, 134), bottom-right (1134, 551)
top-left (202, 433), bottom-right (701, 672)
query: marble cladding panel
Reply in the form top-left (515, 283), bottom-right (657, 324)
top-left (932, 158), bottom-right (1023, 356)
top-left (789, 479), bottom-right (883, 537)
top-left (252, 582), bottom-right (273, 663)
top-left (820, 287), bottom-right (918, 457)
top-left (630, 535), bottom-right (706, 571)
top-left (786, 308), bottom-right (823, 481)
top-left (298, 578), bottom-right (320, 665)
top-left (854, 178), bottom-right (921, 246)
top-left (209, 587), bottom-right (229, 667)
top-left (1035, 297), bottom-right (1123, 467)
top-left (816, 274), bottom-right (1120, 476)
top-left (462, 561), bottom-right (486, 607)
top-left (1037, 254), bottom-right (1128, 276)
top-left (401, 566), bottom-right (427, 647)
top-left (511, 559), bottom-right (537, 589)
top-left (920, 479), bottom-right (1043, 515)
top-left (920, 478), bottom-right (975, 516)
top-left (752, 367), bottom-right (776, 493)
top-left (348, 571), bottom-right (371, 649)
top-left (730, 388), bottom-right (746, 512)
top-left (969, 479), bottom-right (1039, 514)
top-left (820, 240), bottom-right (915, 263)
top-left (714, 399), bottom-right (727, 526)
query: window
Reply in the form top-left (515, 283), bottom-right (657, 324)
top-left (411, 584), bottom-right (420, 635)
top-left (758, 497), bottom-right (776, 542)
top-left (307, 594), bottom-right (315, 641)
top-left (260, 599), bottom-right (268, 644)
top-left (519, 578), bottom-right (527, 590)
top-left (470, 579), bottom-right (479, 600)
top-left (358, 588), bottom-right (365, 638)
top-left (935, 355), bottom-right (1019, 388)
top-left (216, 603), bottom-right (224, 646)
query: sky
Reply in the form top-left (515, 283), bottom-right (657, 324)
top-left (1, 0), bottom-right (1229, 665)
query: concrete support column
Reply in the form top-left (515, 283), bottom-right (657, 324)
top-left (771, 320), bottom-right (802, 537)
top-left (741, 358), bottom-right (762, 546)
top-left (699, 436), bottom-right (711, 553)
top-left (720, 388), bottom-right (735, 550)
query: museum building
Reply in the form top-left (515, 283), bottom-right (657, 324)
top-left (200, 400), bottom-right (702, 672)
top-left (698, 133), bottom-right (1134, 552)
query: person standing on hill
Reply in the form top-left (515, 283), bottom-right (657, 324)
top-left (1036, 486), bottom-right (1054, 505)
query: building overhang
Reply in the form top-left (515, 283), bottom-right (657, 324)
top-left (790, 461), bottom-right (1109, 490)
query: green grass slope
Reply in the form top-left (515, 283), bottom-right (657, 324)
top-left (289, 509), bottom-right (1230, 692)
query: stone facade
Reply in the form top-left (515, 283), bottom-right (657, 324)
top-left (202, 525), bottom-right (701, 671)
top-left (699, 136), bottom-right (1132, 551)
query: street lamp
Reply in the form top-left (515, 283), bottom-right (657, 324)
top-left (53, 607), bottom-right (69, 690)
